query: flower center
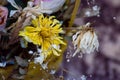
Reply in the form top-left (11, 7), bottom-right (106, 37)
top-left (39, 27), bottom-right (51, 38)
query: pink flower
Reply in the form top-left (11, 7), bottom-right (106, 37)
top-left (0, 6), bottom-right (8, 30)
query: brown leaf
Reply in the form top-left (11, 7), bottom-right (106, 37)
top-left (0, 66), bottom-right (14, 80)
top-left (15, 56), bottom-right (28, 67)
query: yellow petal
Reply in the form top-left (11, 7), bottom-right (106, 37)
top-left (52, 49), bottom-right (60, 56)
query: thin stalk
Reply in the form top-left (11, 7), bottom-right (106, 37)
top-left (67, 0), bottom-right (81, 32)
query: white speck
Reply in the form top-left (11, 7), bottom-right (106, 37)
top-left (113, 17), bottom-right (116, 20)
top-left (90, 75), bottom-right (92, 77)
top-left (37, 48), bottom-right (42, 53)
top-left (50, 70), bottom-right (56, 74)
top-left (97, 14), bottom-right (100, 17)
top-left (28, 50), bottom-right (33, 54)
top-left (33, 66), bottom-right (36, 69)
top-left (85, 11), bottom-right (91, 17)
top-left (87, 0), bottom-right (90, 5)
top-left (67, 52), bottom-right (70, 54)
top-left (67, 59), bottom-right (70, 62)
top-left (78, 54), bottom-right (83, 58)
top-left (40, 68), bottom-right (42, 70)
top-left (41, 63), bottom-right (48, 69)
top-left (81, 75), bottom-right (87, 80)
top-left (28, 59), bottom-right (31, 62)
top-left (93, 5), bottom-right (98, 11)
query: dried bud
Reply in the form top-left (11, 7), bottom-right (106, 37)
top-left (72, 23), bottom-right (99, 57)
top-left (0, 6), bottom-right (8, 30)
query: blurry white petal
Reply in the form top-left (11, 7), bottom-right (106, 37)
top-left (7, 0), bottom-right (20, 9)
top-left (0, 62), bottom-right (6, 67)
top-left (50, 69), bottom-right (56, 74)
top-left (41, 0), bottom-right (65, 13)
top-left (9, 10), bottom-right (18, 17)
top-left (33, 0), bottom-right (65, 14)
top-left (27, 1), bottom-right (34, 7)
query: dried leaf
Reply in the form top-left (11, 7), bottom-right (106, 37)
top-left (15, 56), bottom-right (28, 67)
top-left (19, 68), bottom-right (27, 75)
top-left (0, 66), bottom-right (14, 79)
top-left (8, 13), bottom-right (26, 45)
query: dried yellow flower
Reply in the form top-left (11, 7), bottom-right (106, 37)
top-left (19, 14), bottom-right (66, 57)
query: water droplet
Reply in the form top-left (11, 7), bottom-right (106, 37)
top-left (93, 5), bottom-right (98, 11)
top-left (28, 59), bottom-right (31, 62)
top-left (90, 74), bottom-right (92, 77)
top-left (97, 14), bottom-right (100, 17)
top-left (50, 70), bottom-right (56, 74)
top-left (67, 59), bottom-right (70, 62)
top-left (40, 68), bottom-right (42, 70)
top-left (85, 11), bottom-right (91, 17)
top-left (113, 17), bottom-right (116, 20)
top-left (28, 50), bottom-right (33, 54)
top-left (67, 52), bottom-right (70, 55)
top-left (33, 66), bottom-right (36, 69)
top-left (81, 75), bottom-right (87, 80)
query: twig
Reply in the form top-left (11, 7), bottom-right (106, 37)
top-left (68, 0), bottom-right (81, 28)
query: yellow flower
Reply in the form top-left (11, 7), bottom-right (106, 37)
top-left (19, 14), bottom-right (66, 56)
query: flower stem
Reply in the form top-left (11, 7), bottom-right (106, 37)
top-left (67, 0), bottom-right (81, 33)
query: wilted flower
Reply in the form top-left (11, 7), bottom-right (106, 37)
top-left (19, 14), bottom-right (66, 58)
top-left (72, 23), bottom-right (99, 57)
top-left (0, 6), bottom-right (8, 30)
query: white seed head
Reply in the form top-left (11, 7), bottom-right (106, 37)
top-left (72, 23), bottom-right (99, 57)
